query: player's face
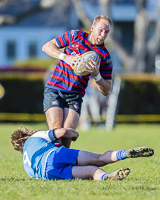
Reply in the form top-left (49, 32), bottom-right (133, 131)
top-left (90, 19), bottom-right (110, 45)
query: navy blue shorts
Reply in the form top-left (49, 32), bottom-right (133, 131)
top-left (43, 87), bottom-right (83, 115)
top-left (45, 147), bottom-right (79, 180)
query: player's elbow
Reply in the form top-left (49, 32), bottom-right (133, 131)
top-left (42, 41), bottom-right (52, 53)
top-left (42, 43), bottom-right (47, 53)
top-left (103, 91), bottom-right (110, 96)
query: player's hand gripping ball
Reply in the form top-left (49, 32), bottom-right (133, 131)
top-left (74, 51), bottom-right (99, 76)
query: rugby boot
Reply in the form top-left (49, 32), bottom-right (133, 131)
top-left (103, 167), bottom-right (130, 180)
top-left (125, 147), bottom-right (154, 158)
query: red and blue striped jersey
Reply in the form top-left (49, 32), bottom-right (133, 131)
top-left (45, 30), bottom-right (113, 96)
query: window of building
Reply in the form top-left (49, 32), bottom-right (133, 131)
top-left (29, 41), bottom-right (37, 58)
top-left (7, 41), bottom-right (16, 59)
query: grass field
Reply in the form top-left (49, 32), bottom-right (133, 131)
top-left (0, 122), bottom-right (160, 200)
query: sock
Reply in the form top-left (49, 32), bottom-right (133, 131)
top-left (116, 150), bottom-right (127, 160)
top-left (101, 173), bottom-right (110, 181)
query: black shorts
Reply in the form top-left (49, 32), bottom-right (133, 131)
top-left (43, 87), bottom-right (83, 115)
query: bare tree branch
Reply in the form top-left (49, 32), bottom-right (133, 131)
top-left (132, 2), bottom-right (149, 71)
top-left (98, 0), bottom-right (160, 72)
top-left (0, 14), bottom-right (16, 25)
top-left (39, 0), bottom-right (56, 9)
top-left (71, 0), bottom-right (92, 28)
top-left (1, 0), bottom-right (160, 72)
top-left (146, 20), bottom-right (160, 71)
top-left (98, 0), bottom-right (111, 16)
top-left (0, 0), bottom-right (7, 7)
top-left (98, 0), bottom-right (135, 71)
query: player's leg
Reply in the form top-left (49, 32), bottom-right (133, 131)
top-left (47, 151), bottom-right (128, 181)
top-left (63, 108), bottom-right (80, 129)
top-left (62, 92), bottom-right (81, 148)
top-left (72, 165), bottom-right (105, 180)
top-left (43, 88), bottom-right (64, 129)
top-left (61, 108), bottom-right (80, 148)
top-left (50, 147), bottom-right (130, 181)
top-left (45, 107), bottom-right (63, 129)
top-left (77, 146), bottom-right (154, 167)
top-left (77, 150), bottom-right (117, 167)
top-left (72, 166), bottom-right (130, 181)
top-left (63, 92), bottom-right (82, 130)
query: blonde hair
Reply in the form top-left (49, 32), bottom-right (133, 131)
top-left (11, 126), bottom-right (37, 154)
top-left (93, 15), bottom-right (112, 26)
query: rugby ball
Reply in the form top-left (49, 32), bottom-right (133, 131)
top-left (74, 51), bottom-right (99, 76)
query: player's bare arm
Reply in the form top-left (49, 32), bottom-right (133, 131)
top-left (42, 38), bottom-right (62, 59)
top-left (42, 39), bottom-right (80, 69)
top-left (54, 128), bottom-right (79, 142)
top-left (85, 59), bottom-right (112, 96)
top-left (96, 79), bottom-right (112, 96)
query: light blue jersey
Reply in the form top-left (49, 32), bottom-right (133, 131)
top-left (23, 130), bottom-right (59, 179)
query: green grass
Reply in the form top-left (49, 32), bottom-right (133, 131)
top-left (0, 123), bottom-right (160, 200)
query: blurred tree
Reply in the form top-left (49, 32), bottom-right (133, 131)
top-left (72, 0), bottom-right (160, 72)
top-left (0, 0), bottom-right (71, 26)
top-left (1, 0), bottom-right (160, 72)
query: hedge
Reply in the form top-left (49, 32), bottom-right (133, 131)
top-left (0, 72), bottom-right (44, 114)
top-left (118, 73), bottom-right (160, 114)
top-left (0, 72), bottom-right (160, 115)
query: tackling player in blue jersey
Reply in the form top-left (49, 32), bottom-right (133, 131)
top-left (42, 15), bottom-right (113, 148)
top-left (11, 127), bottom-right (154, 181)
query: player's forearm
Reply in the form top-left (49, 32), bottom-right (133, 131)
top-left (54, 128), bottom-right (67, 139)
top-left (42, 39), bottom-right (63, 60)
top-left (96, 78), bottom-right (112, 96)
top-left (54, 128), bottom-right (79, 141)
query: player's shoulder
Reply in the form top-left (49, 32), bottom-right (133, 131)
top-left (71, 29), bottom-right (87, 38)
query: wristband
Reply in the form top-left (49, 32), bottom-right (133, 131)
top-left (94, 73), bottom-right (101, 82)
top-left (58, 53), bottom-right (66, 60)
top-left (48, 128), bottom-right (57, 142)
top-left (53, 128), bottom-right (58, 139)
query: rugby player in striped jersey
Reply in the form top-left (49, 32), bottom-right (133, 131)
top-left (42, 15), bottom-right (113, 147)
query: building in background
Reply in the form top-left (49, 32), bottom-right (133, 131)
top-left (0, 0), bottom-right (160, 72)
top-left (0, 1), bottom-right (79, 67)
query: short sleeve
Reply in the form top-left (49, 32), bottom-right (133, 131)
top-left (100, 53), bottom-right (113, 80)
top-left (55, 31), bottom-right (73, 48)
